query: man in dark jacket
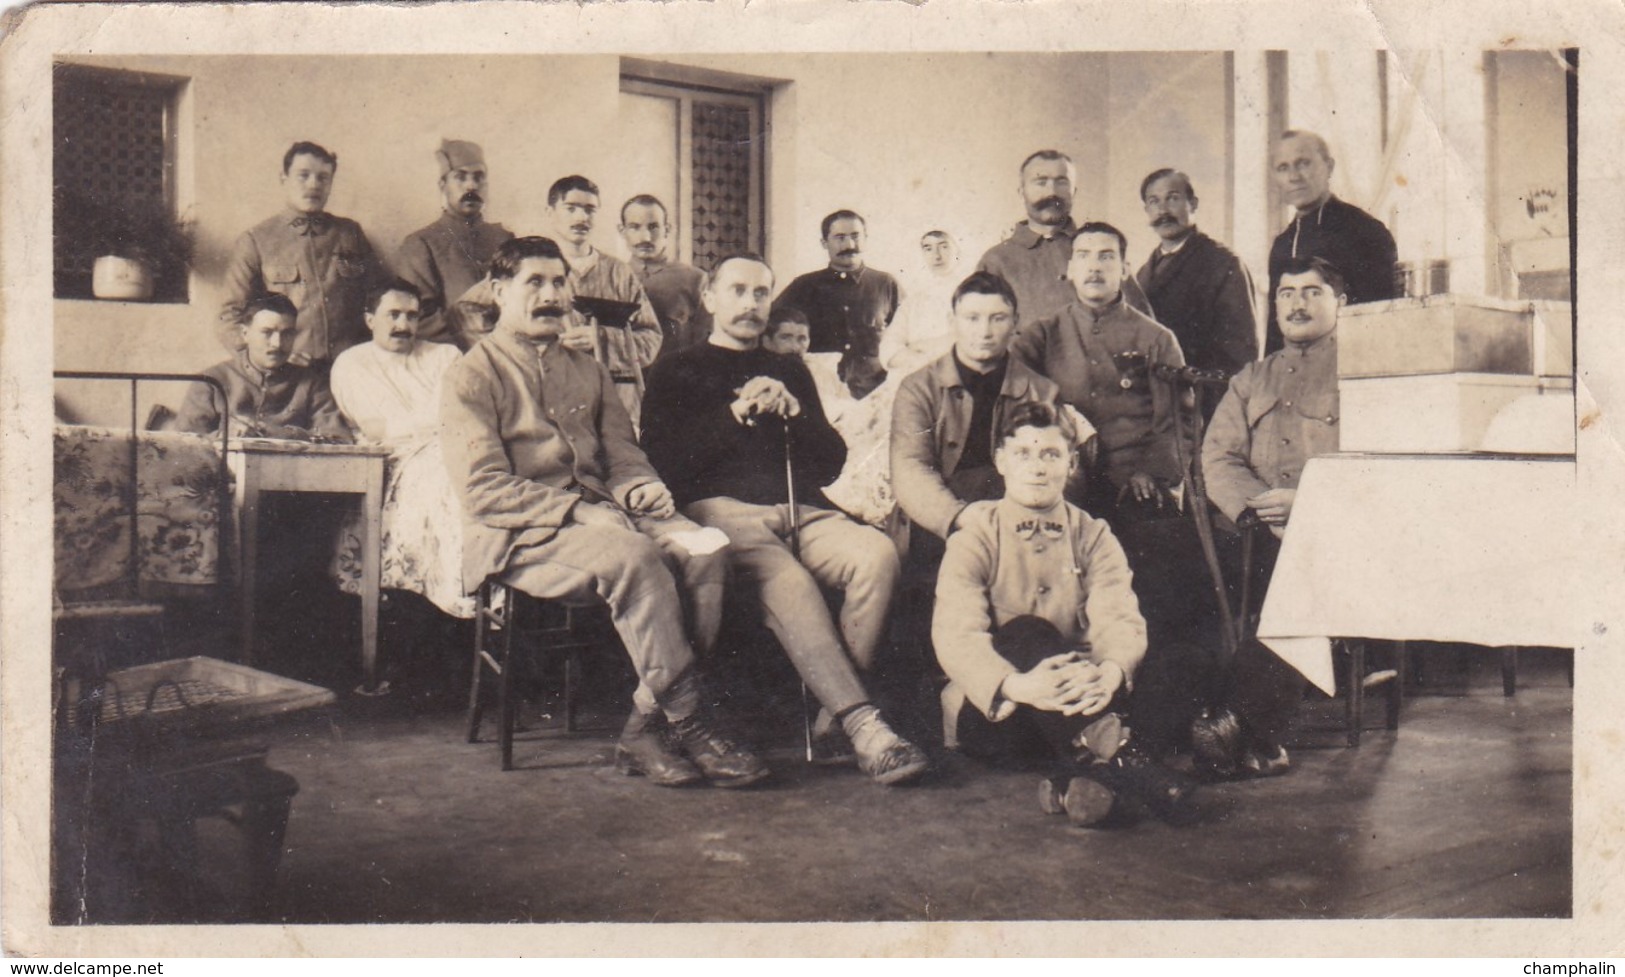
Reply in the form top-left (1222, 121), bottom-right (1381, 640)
top-left (1134, 168), bottom-right (1258, 398)
top-left (1265, 130), bottom-right (1398, 353)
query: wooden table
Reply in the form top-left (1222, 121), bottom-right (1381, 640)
top-left (227, 438), bottom-right (391, 692)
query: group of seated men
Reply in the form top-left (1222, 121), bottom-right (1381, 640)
top-left (177, 127), bottom-right (1390, 829)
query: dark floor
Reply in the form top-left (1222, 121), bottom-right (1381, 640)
top-left (55, 595), bottom-right (1573, 924)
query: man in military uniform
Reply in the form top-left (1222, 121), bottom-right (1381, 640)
top-left (933, 401), bottom-right (1194, 828)
top-left (978, 150), bottom-right (1153, 327)
top-left (545, 175), bottom-right (662, 424)
top-left (1194, 255), bottom-right (1347, 778)
top-left (220, 141), bottom-right (385, 369)
top-left (618, 194), bottom-right (710, 361)
top-left (395, 139), bottom-right (514, 348)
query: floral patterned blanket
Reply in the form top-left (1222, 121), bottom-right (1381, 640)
top-left (54, 425), bottom-right (227, 594)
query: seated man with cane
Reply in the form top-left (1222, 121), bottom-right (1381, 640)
top-left (641, 252), bottom-right (930, 786)
top-left (441, 236), bottom-right (764, 789)
top-left (1192, 255), bottom-right (1345, 778)
top-left (933, 401), bottom-right (1196, 827)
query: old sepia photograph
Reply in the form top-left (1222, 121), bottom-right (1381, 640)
top-left (1, 0), bottom-right (1619, 959)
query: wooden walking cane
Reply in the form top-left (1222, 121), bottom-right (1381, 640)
top-left (782, 416), bottom-right (816, 762)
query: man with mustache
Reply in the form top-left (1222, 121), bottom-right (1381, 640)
top-left (441, 236), bottom-right (764, 789)
top-left (1192, 256), bottom-right (1347, 778)
top-left (395, 139), bottom-right (514, 349)
top-left (180, 293), bottom-right (350, 441)
top-left (545, 175), bottom-right (663, 424)
top-left (220, 141), bottom-right (386, 370)
top-left (771, 210), bottom-right (902, 356)
top-left (1134, 169), bottom-right (1259, 404)
top-left (1011, 222), bottom-right (1185, 515)
top-left (977, 150), bottom-right (1153, 327)
top-left (1010, 224), bottom-right (1216, 760)
top-left (641, 253), bottom-right (931, 787)
top-left (330, 280), bottom-right (470, 619)
top-left (618, 194), bottom-right (711, 361)
top-left (1265, 130), bottom-right (1397, 353)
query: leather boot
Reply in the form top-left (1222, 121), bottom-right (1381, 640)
top-left (670, 713), bottom-right (771, 788)
top-left (615, 710), bottom-right (704, 787)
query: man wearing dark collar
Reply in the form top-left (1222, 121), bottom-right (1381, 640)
top-left (619, 194), bottom-right (711, 360)
top-left (977, 150), bottom-right (1153, 326)
top-left (179, 293), bottom-right (350, 441)
top-left (1265, 130), bottom-right (1397, 353)
top-left (771, 209), bottom-right (901, 354)
top-left (1134, 168), bottom-right (1259, 389)
top-left (220, 141), bottom-right (385, 369)
top-left (395, 139), bottom-right (514, 348)
top-left (892, 270), bottom-right (1089, 545)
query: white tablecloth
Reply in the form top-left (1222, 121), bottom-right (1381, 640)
top-left (1256, 453), bottom-right (1577, 694)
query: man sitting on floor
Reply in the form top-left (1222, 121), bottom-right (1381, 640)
top-left (177, 293), bottom-right (351, 441)
top-left (441, 236), bottom-right (763, 789)
top-left (1192, 255), bottom-right (1346, 778)
top-left (932, 401), bottom-right (1196, 828)
top-left (640, 252), bottom-right (930, 787)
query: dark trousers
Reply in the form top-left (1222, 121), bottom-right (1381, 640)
top-left (955, 616), bottom-right (1203, 772)
top-left (1216, 527), bottom-right (1308, 752)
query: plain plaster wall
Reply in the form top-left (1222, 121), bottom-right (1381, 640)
top-left (52, 51), bottom-right (1234, 419)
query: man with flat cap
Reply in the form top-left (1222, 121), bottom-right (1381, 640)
top-left (396, 139), bottom-right (514, 348)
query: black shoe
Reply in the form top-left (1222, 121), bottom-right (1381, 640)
top-left (1037, 774), bottom-right (1117, 828)
top-left (1189, 707), bottom-right (1245, 778)
top-left (1240, 744), bottom-right (1291, 778)
top-left (671, 714), bottom-right (771, 788)
top-left (1097, 748), bottom-right (1199, 825)
top-left (614, 711), bottom-right (704, 788)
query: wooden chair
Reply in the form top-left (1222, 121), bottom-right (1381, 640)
top-left (465, 579), bottom-right (602, 771)
top-left (1229, 511), bottom-right (1404, 748)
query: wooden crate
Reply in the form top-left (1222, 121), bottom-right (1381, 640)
top-left (1338, 294), bottom-right (1572, 379)
top-left (1339, 373), bottom-right (1574, 454)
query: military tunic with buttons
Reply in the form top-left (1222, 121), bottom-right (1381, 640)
top-left (439, 327), bottom-right (661, 587)
top-left (932, 497), bottom-right (1147, 719)
top-left (1010, 297), bottom-right (1187, 491)
top-left (219, 209), bottom-right (386, 365)
top-left (976, 218), bottom-right (1156, 326)
top-left (1201, 331), bottom-right (1340, 522)
top-left (395, 211), bottom-right (515, 347)
top-left (175, 351), bottom-right (350, 440)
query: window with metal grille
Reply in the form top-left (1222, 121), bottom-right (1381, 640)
top-left (53, 64), bottom-right (188, 302)
top-left (620, 66), bottom-right (768, 271)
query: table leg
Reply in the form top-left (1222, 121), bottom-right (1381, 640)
top-left (360, 458), bottom-right (384, 693)
top-left (236, 463), bottom-right (259, 666)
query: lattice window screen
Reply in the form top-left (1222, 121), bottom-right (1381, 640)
top-left (689, 101), bottom-right (755, 269)
top-left (53, 67), bottom-right (183, 300)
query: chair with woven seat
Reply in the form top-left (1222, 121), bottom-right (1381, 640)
top-left (466, 578), bottom-right (605, 771)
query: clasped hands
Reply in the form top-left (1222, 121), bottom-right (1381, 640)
top-left (730, 376), bottom-right (801, 426)
top-left (999, 653), bottom-right (1123, 717)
